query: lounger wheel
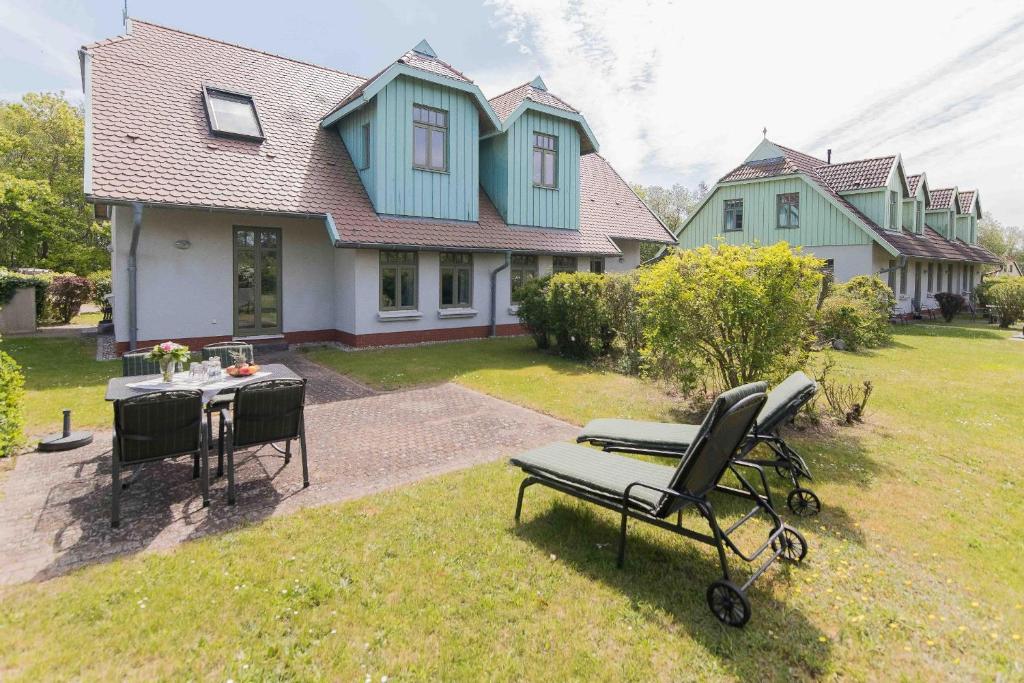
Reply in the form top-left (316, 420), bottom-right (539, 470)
top-left (774, 462), bottom-right (793, 480)
top-left (771, 526), bottom-right (808, 563)
top-left (706, 580), bottom-right (751, 627)
top-left (786, 487), bottom-right (821, 517)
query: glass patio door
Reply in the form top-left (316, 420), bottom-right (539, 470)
top-left (233, 227), bottom-right (282, 336)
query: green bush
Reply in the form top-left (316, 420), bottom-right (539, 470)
top-left (986, 279), bottom-right (1024, 328)
top-left (0, 346), bottom-right (26, 457)
top-left (636, 242), bottom-right (822, 391)
top-left (0, 268), bottom-right (49, 319)
top-left (46, 274), bottom-right (93, 324)
top-left (934, 292), bottom-right (964, 322)
top-left (546, 272), bottom-right (611, 359)
top-left (818, 275), bottom-right (894, 348)
top-left (604, 271), bottom-right (644, 373)
top-left (515, 275), bottom-right (552, 349)
top-left (87, 269), bottom-right (111, 307)
top-left (974, 276), bottom-right (1011, 308)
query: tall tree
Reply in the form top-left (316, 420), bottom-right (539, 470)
top-left (0, 92), bottom-right (109, 273)
top-left (633, 182), bottom-right (709, 261)
top-left (978, 215), bottom-right (1023, 265)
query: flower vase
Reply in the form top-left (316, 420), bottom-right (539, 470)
top-left (160, 357), bottom-right (175, 383)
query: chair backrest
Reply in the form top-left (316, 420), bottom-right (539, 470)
top-left (754, 371), bottom-right (818, 435)
top-left (659, 382), bottom-right (767, 512)
top-left (232, 378), bottom-right (306, 447)
top-left (114, 390), bottom-right (203, 464)
top-left (122, 351), bottom-right (161, 377)
top-left (202, 342), bottom-right (255, 366)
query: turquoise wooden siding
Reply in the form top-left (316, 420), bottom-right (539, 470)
top-left (338, 99), bottom-right (376, 206)
top-left (955, 215), bottom-right (973, 242)
top-left (901, 199), bottom-right (916, 232)
top-left (479, 133), bottom-right (508, 218)
top-left (490, 110), bottom-right (580, 229)
top-left (677, 176), bottom-right (871, 249)
top-left (844, 191), bottom-right (887, 228)
top-left (369, 75), bottom-right (479, 221)
top-left (925, 209), bottom-right (954, 238)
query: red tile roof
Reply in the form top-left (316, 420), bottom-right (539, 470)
top-left (714, 141), bottom-right (991, 263)
top-left (958, 190), bottom-right (976, 214)
top-left (929, 188), bottom-right (956, 209)
top-left (488, 82), bottom-right (578, 122)
top-left (814, 156), bottom-right (896, 192)
top-left (906, 174), bottom-right (922, 196)
top-left (83, 20), bottom-right (673, 254)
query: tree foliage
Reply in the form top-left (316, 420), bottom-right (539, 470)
top-left (986, 279), bottom-right (1024, 328)
top-left (0, 346), bottom-right (25, 457)
top-left (0, 93), bottom-right (109, 273)
top-left (632, 182), bottom-right (709, 261)
top-left (636, 242), bottom-right (823, 390)
top-left (978, 215), bottom-right (1023, 265)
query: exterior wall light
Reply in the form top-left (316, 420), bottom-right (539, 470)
top-left (174, 239), bottom-right (192, 250)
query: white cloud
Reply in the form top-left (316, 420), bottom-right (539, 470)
top-left (0, 0), bottom-right (91, 82)
top-left (484, 0), bottom-right (1024, 223)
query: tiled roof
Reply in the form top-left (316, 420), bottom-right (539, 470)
top-left (83, 20), bottom-right (674, 255)
top-left (958, 190), bottom-right (976, 214)
top-left (815, 156), bottom-right (896, 192)
top-left (488, 82), bottom-right (578, 122)
top-left (715, 141), bottom-right (992, 263)
top-left (906, 174), bottom-right (922, 196)
top-left (929, 188), bottom-right (956, 209)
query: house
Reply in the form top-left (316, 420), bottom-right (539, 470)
top-left (672, 139), bottom-right (1000, 313)
top-left (994, 260), bottom-right (1022, 277)
top-left (80, 20), bottom-right (675, 352)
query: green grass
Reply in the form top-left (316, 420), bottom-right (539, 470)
top-left (1, 323), bottom-right (1023, 679)
top-left (303, 338), bottom-right (677, 425)
top-left (0, 336), bottom-right (116, 435)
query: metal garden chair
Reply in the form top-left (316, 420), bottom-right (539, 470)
top-left (511, 382), bottom-right (807, 627)
top-left (218, 378), bottom-right (309, 505)
top-left (111, 389), bottom-right (208, 528)
top-left (201, 341), bottom-right (255, 366)
top-left (121, 351), bottom-right (161, 377)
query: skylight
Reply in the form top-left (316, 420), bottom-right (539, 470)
top-left (203, 86), bottom-right (264, 140)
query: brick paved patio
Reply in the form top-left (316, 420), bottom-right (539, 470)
top-left (0, 358), bottom-right (576, 584)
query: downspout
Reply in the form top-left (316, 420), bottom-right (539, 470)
top-left (489, 251), bottom-right (511, 337)
top-left (127, 202), bottom-right (143, 351)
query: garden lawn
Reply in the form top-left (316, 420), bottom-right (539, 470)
top-left (0, 335), bottom-right (115, 435)
top-left (0, 322), bottom-right (1022, 680)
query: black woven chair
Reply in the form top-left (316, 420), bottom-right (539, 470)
top-left (121, 351), bottom-right (161, 377)
top-left (219, 378), bottom-right (309, 505)
top-left (111, 389), bottom-right (208, 528)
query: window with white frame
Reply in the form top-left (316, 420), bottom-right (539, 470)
top-left (439, 252), bottom-right (472, 308)
top-left (379, 251), bottom-right (418, 311)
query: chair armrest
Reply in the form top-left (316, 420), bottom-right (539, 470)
top-left (219, 408), bottom-right (233, 429)
top-left (623, 481), bottom-right (700, 507)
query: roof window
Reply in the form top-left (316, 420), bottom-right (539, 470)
top-left (203, 86), bottom-right (264, 140)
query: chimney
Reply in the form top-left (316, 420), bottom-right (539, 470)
top-left (827, 149), bottom-right (832, 164)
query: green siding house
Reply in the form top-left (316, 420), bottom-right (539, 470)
top-left (673, 139), bottom-right (1000, 314)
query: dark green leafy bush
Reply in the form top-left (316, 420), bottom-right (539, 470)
top-left (87, 269), bottom-right (111, 307)
top-left (934, 292), bottom-right (964, 322)
top-left (46, 274), bottom-right (94, 324)
top-left (986, 279), bottom-right (1024, 328)
top-left (604, 271), bottom-right (644, 373)
top-left (546, 273), bottom-right (611, 359)
top-left (0, 346), bottom-right (25, 457)
top-left (515, 275), bottom-right (552, 349)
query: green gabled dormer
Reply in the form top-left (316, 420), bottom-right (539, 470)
top-left (925, 187), bottom-right (961, 240)
top-left (817, 154), bottom-right (909, 231)
top-left (320, 40), bottom-right (501, 222)
top-left (481, 77), bottom-right (599, 229)
top-left (956, 190), bottom-right (981, 244)
top-left (902, 173), bottom-right (930, 234)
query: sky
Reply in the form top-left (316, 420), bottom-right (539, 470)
top-left (2, 0), bottom-right (1023, 225)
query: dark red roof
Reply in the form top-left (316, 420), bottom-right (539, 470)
top-left (906, 174), bottom-right (922, 196)
top-left (929, 188), bottom-right (956, 209)
top-left (83, 20), bottom-right (674, 254)
top-left (815, 156), bottom-right (896, 192)
top-left (958, 190), bottom-right (976, 214)
top-left (488, 82), bottom-right (578, 122)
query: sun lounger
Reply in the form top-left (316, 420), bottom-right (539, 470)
top-left (511, 382), bottom-right (808, 627)
top-left (577, 371), bottom-right (820, 516)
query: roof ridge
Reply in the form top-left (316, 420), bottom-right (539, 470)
top-left (487, 80), bottom-right (579, 113)
top-left (814, 153), bottom-right (896, 169)
top-left (488, 81), bottom-right (531, 103)
top-left (120, 18), bottom-right (366, 80)
top-left (773, 143), bottom-right (827, 164)
top-left (399, 48), bottom-right (474, 83)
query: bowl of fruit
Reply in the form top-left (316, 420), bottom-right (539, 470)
top-left (225, 350), bottom-right (261, 377)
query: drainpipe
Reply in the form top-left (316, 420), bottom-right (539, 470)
top-left (127, 202), bottom-right (143, 351)
top-left (489, 251), bottom-right (511, 337)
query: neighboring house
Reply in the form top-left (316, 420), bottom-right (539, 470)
top-left (673, 139), bottom-right (1000, 313)
top-left (81, 20), bottom-right (675, 352)
top-left (994, 260), bottom-right (1022, 277)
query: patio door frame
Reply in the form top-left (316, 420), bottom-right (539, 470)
top-left (232, 226), bottom-right (283, 337)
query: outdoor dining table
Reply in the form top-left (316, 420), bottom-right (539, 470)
top-left (104, 363), bottom-right (301, 405)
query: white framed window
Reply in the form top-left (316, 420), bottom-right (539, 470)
top-left (380, 251), bottom-right (418, 311)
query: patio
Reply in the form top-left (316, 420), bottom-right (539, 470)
top-left (0, 353), bottom-right (576, 584)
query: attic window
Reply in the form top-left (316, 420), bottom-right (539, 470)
top-left (203, 87), bottom-right (264, 140)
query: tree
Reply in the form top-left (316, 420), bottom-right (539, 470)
top-left (978, 215), bottom-right (1023, 265)
top-left (633, 182), bottom-right (709, 261)
top-left (0, 92), bottom-right (109, 273)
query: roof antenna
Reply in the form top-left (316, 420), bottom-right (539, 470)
top-left (122, 0), bottom-right (128, 28)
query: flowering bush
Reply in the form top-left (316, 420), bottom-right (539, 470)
top-left (46, 274), bottom-right (93, 324)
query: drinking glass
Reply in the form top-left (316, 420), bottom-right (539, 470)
top-left (207, 357), bottom-right (222, 379)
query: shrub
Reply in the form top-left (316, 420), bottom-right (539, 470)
top-left (87, 269), bottom-right (111, 307)
top-left (46, 274), bottom-right (94, 324)
top-left (604, 271), bottom-right (645, 373)
top-left (0, 346), bottom-right (25, 457)
top-left (986, 279), bottom-right (1024, 328)
top-left (546, 272), bottom-right (611, 359)
top-left (818, 275), bottom-right (894, 349)
top-left (813, 354), bottom-right (873, 424)
top-left (974, 276), bottom-right (1011, 308)
top-left (934, 292), bottom-right (965, 322)
top-left (637, 242), bottom-right (822, 391)
top-left (515, 275), bottom-right (552, 349)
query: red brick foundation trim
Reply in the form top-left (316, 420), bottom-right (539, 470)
top-left (114, 325), bottom-right (525, 354)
